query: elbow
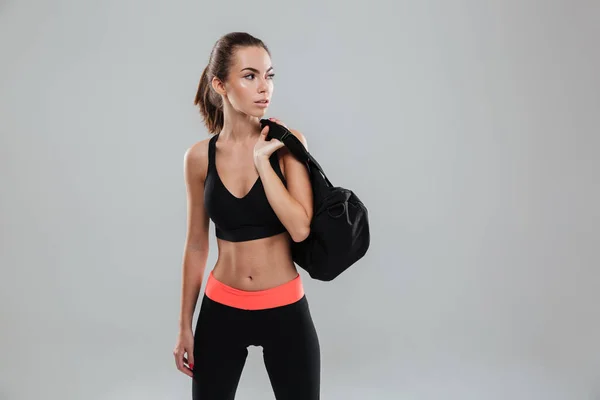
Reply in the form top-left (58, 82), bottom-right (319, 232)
top-left (290, 223), bottom-right (311, 243)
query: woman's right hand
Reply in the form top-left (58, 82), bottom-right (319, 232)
top-left (173, 328), bottom-right (195, 378)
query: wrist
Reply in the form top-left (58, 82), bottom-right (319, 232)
top-left (179, 318), bottom-right (192, 331)
top-left (254, 155), bottom-right (271, 172)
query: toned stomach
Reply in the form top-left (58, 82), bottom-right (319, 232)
top-left (211, 231), bottom-right (299, 291)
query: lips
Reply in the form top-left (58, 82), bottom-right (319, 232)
top-left (255, 99), bottom-right (269, 104)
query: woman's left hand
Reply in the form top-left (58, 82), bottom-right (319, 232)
top-left (253, 118), bottom-right (287, 165)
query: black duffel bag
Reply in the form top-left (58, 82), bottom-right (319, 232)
top-left (260, 119), bottom-right (370, 281)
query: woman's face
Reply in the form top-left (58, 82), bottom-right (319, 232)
top-left (217, 46), bottom-right (275, 117)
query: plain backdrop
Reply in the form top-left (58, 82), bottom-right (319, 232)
top-left (1, 0), bottom-right (599, 399)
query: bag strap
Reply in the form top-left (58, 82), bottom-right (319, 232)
top-left (261, 119), bottom-right (333, 187)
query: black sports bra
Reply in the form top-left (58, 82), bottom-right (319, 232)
top-left (204, 133), bottom-right (288, 242)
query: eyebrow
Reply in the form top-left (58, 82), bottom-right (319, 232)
top-left (240, 67), bottom-right (274, 73)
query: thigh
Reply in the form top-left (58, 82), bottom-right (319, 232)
top-left (261, 296), bottom-right (321, 400)
top-left (192, 295), bottom-right (249, 400)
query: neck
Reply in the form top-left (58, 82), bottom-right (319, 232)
top-left (218, 101), bottom-right (262, 142)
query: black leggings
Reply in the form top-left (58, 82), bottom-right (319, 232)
top-left (192, 294), bottom-right (321, 399)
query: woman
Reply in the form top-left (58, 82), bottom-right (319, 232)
top-left (173, 32), bottom-right (321, 400)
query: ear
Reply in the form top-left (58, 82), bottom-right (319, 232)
top-left (211, 76), bottom-right (226, 96)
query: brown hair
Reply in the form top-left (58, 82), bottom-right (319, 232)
top-left (193, 32), bottom-right (271, 134)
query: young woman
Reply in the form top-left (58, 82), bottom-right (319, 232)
top-left (172, 32), bottom-right (321, 399)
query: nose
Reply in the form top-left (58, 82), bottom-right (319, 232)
top-left (257, 77), bottom-right (269, 93)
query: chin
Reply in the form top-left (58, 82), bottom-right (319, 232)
top-left (248, 109), bottom-right (268, 118)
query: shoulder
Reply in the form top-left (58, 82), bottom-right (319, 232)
top-left (288, 128), bottom-right (308, 149)
top-left (277, 127), bottom-right (310, 179)
top-left (277, 128), bottom-right (308, 169)
top-left (184, 136), bottom-right (212, 182)
top-left (277, 128), bottom-right (308, 159)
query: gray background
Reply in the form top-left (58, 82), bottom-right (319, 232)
top-left (1, 0), bottom-right (599, 399)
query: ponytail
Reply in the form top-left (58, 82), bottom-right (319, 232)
top-left (194, 65), bottom-right (224, 135)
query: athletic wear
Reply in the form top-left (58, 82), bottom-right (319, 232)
top-left (204, 133), bottom-right (288, 242)
top-left (192, 273), bottom-right (321, 399)
top-left (205, 270), bottom-right (305, 310)
top-left (194, 133), bottom-right (321, 399)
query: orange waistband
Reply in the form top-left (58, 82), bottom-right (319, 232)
top-left (205, 271), bottom-right (304, 310)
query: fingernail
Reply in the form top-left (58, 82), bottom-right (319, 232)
top-left (189, 363), bottom-right (194, 369)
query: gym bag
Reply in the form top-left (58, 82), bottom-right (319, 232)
top-left (260, 118), bottom-right (370, 281)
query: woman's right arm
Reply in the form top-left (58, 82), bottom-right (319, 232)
top-left (174, 140), bottom-right (210, 377)
top-left (179, 141), bottom-right (210, 330)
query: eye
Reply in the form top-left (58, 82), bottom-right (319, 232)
top-left (243, 73), bottom-right (275, 80)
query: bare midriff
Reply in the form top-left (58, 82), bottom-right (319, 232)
top-left (211, 231), bottom-right (299, 292)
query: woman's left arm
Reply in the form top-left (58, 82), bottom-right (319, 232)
top-left (254, 125), bottom-right (313, 243)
